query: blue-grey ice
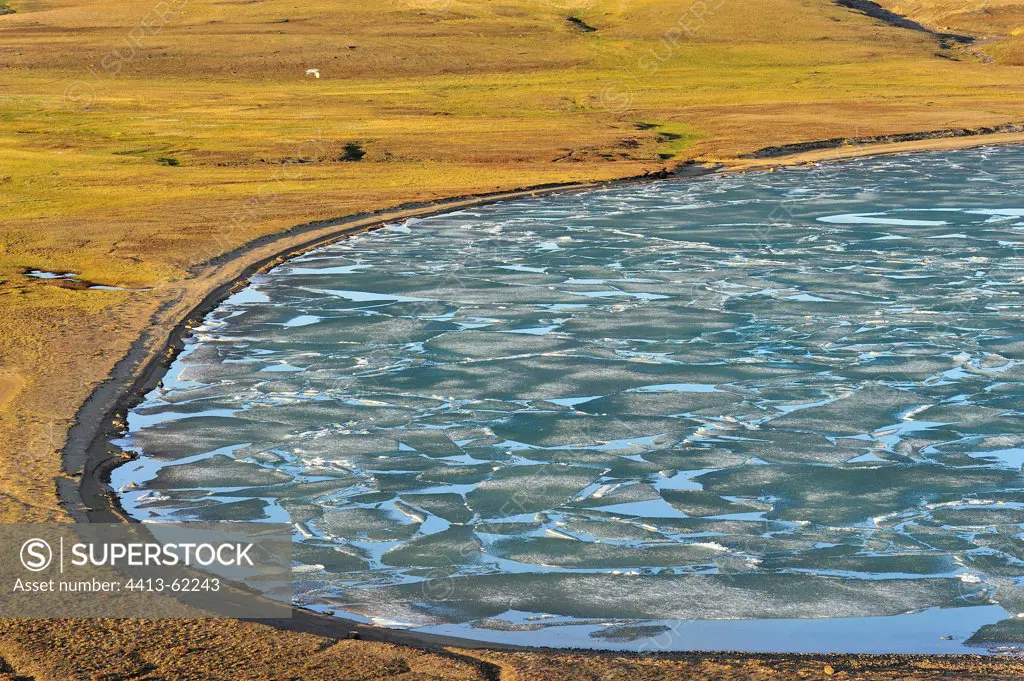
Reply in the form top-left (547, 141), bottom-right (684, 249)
top-left (113, 146), bottom-right (1024, 653)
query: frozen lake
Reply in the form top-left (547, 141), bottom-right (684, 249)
top-left (114, 146), bottom-right (1024, 653)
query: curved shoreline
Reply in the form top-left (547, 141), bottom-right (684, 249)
top-left (61, 129), bottom-right (1024, 660)
top-left (60, 161), bottom-right (713, 524)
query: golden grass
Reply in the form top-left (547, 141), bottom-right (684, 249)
top-left (1, 0), bottom-right (1024, 518)
top-left (877, 0), bottom-right (1024, 63)
top-left (2, 1), bottom-right (1024, 676)
top-left (1, 1), bottom-right (1023, 284)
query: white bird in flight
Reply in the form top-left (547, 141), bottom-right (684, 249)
top-left (305, 68), bottom-right (320, 79)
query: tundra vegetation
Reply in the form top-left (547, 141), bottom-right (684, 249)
top-left (1, 0), bottom-right (1024, 677)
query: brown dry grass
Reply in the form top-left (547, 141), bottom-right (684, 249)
top-left (2, 0), bottom-right (1024, 678)
top-left (0, 619), bottom-right (492, 680)
top-left (476, 650), bottom-right (1024, 681)
top-left (877, 0), bottom-right (1024, 63)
